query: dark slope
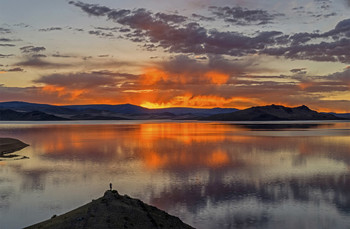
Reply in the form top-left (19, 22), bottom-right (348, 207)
top-left (206, 105), bottom-right (341, 121)
top-left (63, 103), bottom-right (150, 115)
top-left (0, 101), bottom-right (239, 120)
top-left (0, 101), bottom-right (75, 115)
top-left (0, 109), bottom-right (68, 121)
top-left (150, 107), bottom-right (238, 116)
top-left (329, 112), bottom-right (350, 119)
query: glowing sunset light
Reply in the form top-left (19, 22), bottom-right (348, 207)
top-left (0, 0), bottom-right (349, 112)
top-left (204, 71), bottom-right (229, 85)
top-left (142, 94), bottom-right (259, 109)
top-left (298, 82), bottom-right (314, 90)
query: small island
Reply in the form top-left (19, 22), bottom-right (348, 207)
top-left (0, 138), bottom-right (29, 159)
top-left (25, 189), bottom-right (194, 229)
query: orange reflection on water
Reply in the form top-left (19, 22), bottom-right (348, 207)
top-left (143, 149), bottom-right (231, 170)
top-left (207, 150), bottom-right (230, 167)
top-left (11, 122), bottom-right (350, 172)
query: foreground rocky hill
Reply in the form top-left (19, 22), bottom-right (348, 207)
top-left (26, 190), bottom-right (195, 229)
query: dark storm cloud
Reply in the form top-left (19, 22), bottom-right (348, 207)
top-left (70, 2), bottom-right (350, 63)
top-left (39, 27), bottom-right (63, 32)
top-left (209, 6), bottom-right (284, 25)
top-left (20, 46), bottom-right (46, 53)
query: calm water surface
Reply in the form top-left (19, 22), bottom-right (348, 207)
top-left (0, 120), bottom-right (350, 229)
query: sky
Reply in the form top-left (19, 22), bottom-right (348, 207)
top-left (0, 0), bottom-right (350, 111)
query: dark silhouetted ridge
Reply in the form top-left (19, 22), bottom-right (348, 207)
top-left (26, 189), bottom-right (194, 229)
top-left (206, 104), bottom-right (341, 121)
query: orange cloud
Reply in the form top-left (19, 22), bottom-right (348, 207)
top-left (141, 94), bottom-right (258, 108)
top-left (298, 82), bottom-right (313, 90)
top-left (205, 71), bottom-right (229, 85)
top-left (140, 67), bottom-right (231, 87)
top-left (141, 68), bottom-right (169, 85)
top-left (42, 85), bottom-right (85, 100)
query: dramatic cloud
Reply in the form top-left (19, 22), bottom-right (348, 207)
top-left (69, 1), bottom-right (350, 63)
top-left (209, 6), bottom-right (284, 25)
top-left (0, 0), bottom-right (349, 111)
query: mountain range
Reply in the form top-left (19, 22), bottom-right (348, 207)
top-left (0, 101), bottom-right (347, 121)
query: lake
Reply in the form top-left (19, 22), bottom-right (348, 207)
top-left (1, 120), bottom-right (350, 229)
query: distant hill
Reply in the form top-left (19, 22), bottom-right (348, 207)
top-left (0, 101), bottom-right (239, 120)
top-left (0, 102), bottom-right (347, 121)
top-left (0, 101), bottom-right (75, 115)
top-left (149, 107), bottom-right (238, 116)
top-left (328, 112), bottom-right (350, 119)
top-left (62, 104), bottom-right (149, 115)
top-left (0, 109), bottom-right (67, 121)
top-left (205, 104), bottom-right (341, 121)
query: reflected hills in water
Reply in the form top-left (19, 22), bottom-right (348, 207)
top-left (1, 122), bottom-right (350, 228)
top-left (0, 101), bottom-right (347, 121)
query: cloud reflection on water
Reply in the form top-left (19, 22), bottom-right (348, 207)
top-left (0, 121), bottom-right (350, 228)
